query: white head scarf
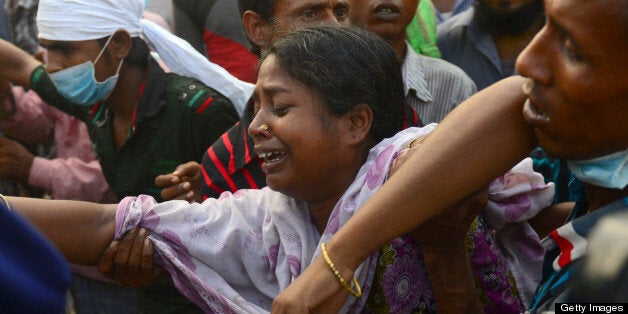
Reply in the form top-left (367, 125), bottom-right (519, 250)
top-left (37, 0), bottom-right (253, 115)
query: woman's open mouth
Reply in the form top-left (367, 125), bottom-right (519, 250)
top-left (258, 150), bottom-right (287, 173)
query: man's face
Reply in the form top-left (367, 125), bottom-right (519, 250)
top-left (39, 38), bottom-right (117, 82)
top-left (481, 0), bottom-right (536, 10)
top-left (473, 0), bottom-right (544, 35)
top-left (268, 0), bottom-right (350, 41)
top-left (516, 0), bottom-right (628, 160)
top-left (348, 0), bottom-right (418, 43)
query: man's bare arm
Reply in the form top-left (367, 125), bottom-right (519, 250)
top-left (0, 39), bottom-right (42, 87)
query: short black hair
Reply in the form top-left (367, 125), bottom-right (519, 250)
top-left (237, 0), bottom-right (278, 56)
top-left (264, 25), bottom-right (405, 143)
top-left (237, 0), bottom-right (277, 20)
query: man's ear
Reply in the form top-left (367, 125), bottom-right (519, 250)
top-left (242, 10), bottom-right (271, 51)
top-left (345, 103), bottom-right (373, 146)
top-left (110, 30), bottom-right (132, 59)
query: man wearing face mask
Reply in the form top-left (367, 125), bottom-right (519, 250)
top-left (0, 0), bottom-right (252, 312)
top-left (0, 0), bottom-right (253, 198)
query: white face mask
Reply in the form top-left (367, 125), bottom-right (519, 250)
top-left (567, 149), bottom-right (628, 189)
top-left (48, 35), bottom-right (123, 106)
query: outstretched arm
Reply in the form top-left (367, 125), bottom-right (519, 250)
top-left (0, 39), bottom-right (41, 87)
top-left (272, 76), bottom-right (538, 313)
top-left (5, 196), bottom-right (117, 265)
top-left (326, 75), bottom-right (537, 270)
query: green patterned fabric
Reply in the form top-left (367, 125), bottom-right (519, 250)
top-left (406, 0), bottom-right (441, 58)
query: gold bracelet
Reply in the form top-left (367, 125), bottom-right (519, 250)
top-left (0, 193), bottom-right (11, 212)
top-left (320, 243), bottom-right (362, 298)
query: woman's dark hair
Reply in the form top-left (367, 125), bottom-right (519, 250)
top-left (97, 36), bottom-right (150, 68)
top-left (263, 25), bottom-right (405, 143)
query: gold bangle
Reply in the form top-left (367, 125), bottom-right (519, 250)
top-left (320, 243), bottom-right (362, 298)
top-left (0, 193), bottom-right (11, 212)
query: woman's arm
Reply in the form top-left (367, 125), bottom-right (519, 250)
top-left (272, 76), bottom-right (538, 313)
top-left (6, 196), bottom-right (117, 265)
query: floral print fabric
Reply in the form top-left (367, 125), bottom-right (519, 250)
top-left (365, 158), bottom-right (552, 313)
top-left (115, 125), bottom-right (553, 313)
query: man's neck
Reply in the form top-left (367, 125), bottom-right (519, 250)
top-left (387, 35), bottom-right (407, 64)
top-left (584, 183), bottom-right (628, 214)
top-left (105, 63), bottom-right (147, 151)
top-left (106, 64), bottom-right (146, 119)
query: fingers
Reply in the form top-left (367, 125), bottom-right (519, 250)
top-left (160, 181), bottom-right (195, 201)
top-left (466, 185), bottom-right (490, 215)
top-left (173, 161), bottom-right (201, 178)
top-left (97, 240), bottom-right (119, 278)
top-left (128, 229), bottom-right (160, 288)
top-left (0, 138), bottom-right (34, 183)
top-left (128, 228), bottom-right (148, 287)
top-left (141, 238), bottom-right (156, 280)
top-left (155, 173), bottom-right (181, 189)
top-left (272, 257), bottom-right (348, 314)
top-left (156, 161), bottom-right (201, 202)
top-left (112, 227), bottom-right (140, 286)
top-left (34, 50), bottom-right (45, 63)
top-left (389, 136), bottom-right (427, 177)
top-left (98, 228), bottom-right (160, 288)
top-left (389, 146), bottom-right (410, 177)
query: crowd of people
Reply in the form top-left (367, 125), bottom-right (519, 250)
top-left (0, 0), bottom-right (626, 313)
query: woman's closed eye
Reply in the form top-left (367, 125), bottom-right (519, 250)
top-left (271, 105), bottom-right (292, 116)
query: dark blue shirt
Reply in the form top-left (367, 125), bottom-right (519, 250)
top-left (0, 202), bottom-right (71, 313)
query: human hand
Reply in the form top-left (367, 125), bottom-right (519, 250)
top-left (410, 185), bottom-right (489, 251)
top-left (272, 255), bottom-right (350, 313)
top-left (97, 227), bottom-right (163, 288)
top-left (34, 50), bottom-right (45, 63)
top-left (0, 136), bottom-right (34, 183)
top-left (155, 161), bottom-right (201, 202)
top-left (409, 188), bottom-right (487, 314)
top-left (389, 136), bottom-right (427, 177)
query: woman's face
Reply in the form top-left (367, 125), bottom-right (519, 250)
top-left (248, 55), bottom-right (358, 204)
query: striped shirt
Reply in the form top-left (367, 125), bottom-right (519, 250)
top-left (200, 105), bottom-right (265, 199)
top-left (402, 42), bottom-right (477, 124)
